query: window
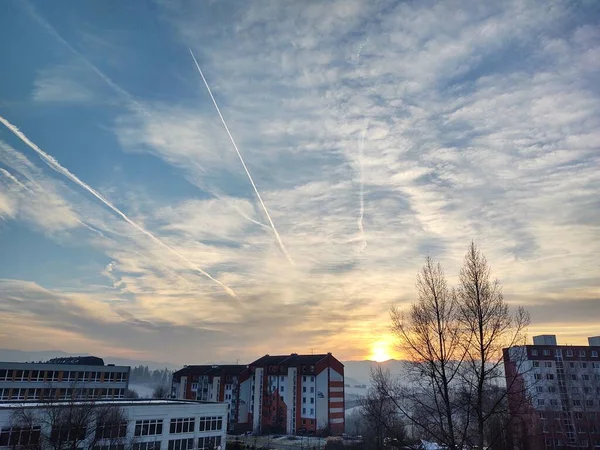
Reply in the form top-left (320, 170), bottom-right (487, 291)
top-left (569, 362), bottom-right (575, 368)
top-left (167, 438), bottom-right (194, 450)
top-left (0, 389), bottom-right (9, 401)
top-left (47, 371), bottom-right (59, 382)
top-left (303, 376), bottom-right (306, 382)
top-left (584, 387), bottom-right (591, 394)
top-left (310, 408), bottom-right (314, 415)
top-left (546, 374), bottom-right (554, 380)
top-left (302, 386), bottom-right (306, 393)
top-left (0, 426), bottom-right (41, 447)
top-left (548, 386), bottom-right (557, 393)
top-left (77, 371), bottom-right (86, 381)
top-left (536, 386), bottom-right (544, 393)
top-left (573, 399), bottom-right (581, 407)
top-left (533, 361), bottom-right (540, 368)
top-left (302, 397), bottom-right (306, 404)
top-left (570, 374), bottom-right (577, 381)
top-left (575, 412), bottom-right (583, 420)
top-left (198, 436), bottom-right (221, 450)
top-left (581, 362), bottom-right (587, 369)
top-left (96, 421), bottom-right (127, 439)
top-left (0, 370), bottom-right (11, 382)
top-left (582, 374), bottom-right (590, 381)
top-left (592, 351), bottom-right (598, 358)
top-left (311, 376), bottom-right (314, 381)
top-left (531, 349), bottom-right (538, 356)
top-left (64, 371), bottom-right (75, 382)
top-left (310, 398), bottom-right (314, 404)
top-left (13, 388), bottom-right (26, 400)
top-left (572, 387), bottom-right (579, 394)
top-left (135, 419), bottom-right (163, 436)
top-left (29, 388), bottom-right (41, 400)
top-left (555, 349), bottom-right (562, 357)
top-left (544, 361), bottom-right (552, 368)
top-left (31, 370), bottom-right (43, 382)
top-left (134, 442), bottom-right (161, 450)
top-left (169, 418), bottom-right (195, 434)
top-left (280, 376), bottom-right (284, 382)
top-left (280, 385), bottom-right (284, 392)
top-left (586, 400), bottom-right (594, 407)
top-left (566, 350), bottom-right (573, 357)
top-left (537, 399), bottom-right (545, 406)
top-left (302, 408), bottom-right (306, 414)
top-left (579, 350), bottom-right (586, 357)
top-left (593, 363), bottom-right (600, 369)
top-left (51, 425), bottom-right (87, 442)
top-left (198, 417), bottom-right (222, 432)
top-left (550, 399), bottom-right (559, 406)
top-left (310, 387), bottom-right (314, 393)
top-left (543, 350), bottom-right (550, 356)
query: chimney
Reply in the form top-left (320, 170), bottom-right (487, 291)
top-left (588, 336), bottom-right (600, 346)
top-left (533, 335), bottom-right (557, 346)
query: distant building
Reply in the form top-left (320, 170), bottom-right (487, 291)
top-left (238, 353), bottom-right (345, 436)
top-left (0, 399), bottom-right (227, 450)
top-left (503, 335), bottom-right (600, 449)
top-left (171, 365), bottom-right (247, 431)
top-left (0, 357), bottom-right (130, 401)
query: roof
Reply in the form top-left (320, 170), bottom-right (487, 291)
top-left (250, 353), bottom-right (341, 367)
top-left (45, 356), bottom-right (105, 366)
top-left (173, 364), bottom-right (247, 378)
top-left (0, 399), bottom-right (223, 409)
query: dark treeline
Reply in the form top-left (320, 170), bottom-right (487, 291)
top-left (129, 365), bottom-right (172, 386)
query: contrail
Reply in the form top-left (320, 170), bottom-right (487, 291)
top-left (0, 115), bottom-right (238, 299)
top-left (189, 48), bottom-right (294, 266)
top-left (357, 120), bottom-right (369, 251)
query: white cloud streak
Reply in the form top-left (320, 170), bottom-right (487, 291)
top-left (189, 48), bottom-right (295, 266)
top-left (0, 115), bottom-right (238, 299)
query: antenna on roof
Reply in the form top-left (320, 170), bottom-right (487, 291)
top-left (311, 348), bottom-right (314, 355)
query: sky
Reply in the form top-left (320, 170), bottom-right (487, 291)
top-left (0, 0), bottom-right (599, 365)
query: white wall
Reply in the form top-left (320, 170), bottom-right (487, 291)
top-left (315, 370), bottom-right (328, 429)
top-left (0, 401), bottom-right (228, 450)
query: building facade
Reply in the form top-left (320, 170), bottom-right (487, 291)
top-left (0, 356), bottom-right (130, 401)
top-left (238, 353), bottom-right (345, 436)
top-left (503, 335), bottom-right (600, 449)
top-left (171, 365), bottom-right (247, 431)
top-left (0, 399), bottom-right (227, 450)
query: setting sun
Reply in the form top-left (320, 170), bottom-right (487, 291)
top-left (370, 340), bottom-right (393, 362)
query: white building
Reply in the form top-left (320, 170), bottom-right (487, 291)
top-left (0, 357), bottom-right (130, 401)
top-left (0, 399), bottom-right (228, 450)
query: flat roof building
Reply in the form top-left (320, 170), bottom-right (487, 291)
top-left (0, 357), bottom-right (130, 401)
top-left (0, 399), bottom-right (227, 450)
top-left (503, 334), bottom-right (600, 449)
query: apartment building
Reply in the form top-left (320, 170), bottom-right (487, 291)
top-left (237, 353), bottom-right (345, 436)
top-left (0, 356), bottom-right (130, 401)
top-left (503, 335), bottom-right (600, 449)
top-left (0, 399), bottom-right (227, 450)
top-left (171, 365), bottom-right (247, 431)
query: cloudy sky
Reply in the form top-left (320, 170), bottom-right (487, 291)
top-left (0, 0), bottom-right (599, 364)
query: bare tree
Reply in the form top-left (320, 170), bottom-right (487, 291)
top-left (8, 395), bottom-right (132, 450)
top-left (456, 242), bottom-right (530, 450)
top-left (390, 257), bottom-right (469, 449)
top-left (359, 367), bottom-right (408, 450)
top-left (151, 385), bottom-right (170, 399)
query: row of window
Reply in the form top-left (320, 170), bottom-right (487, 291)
top-left (0, 426), bottom-right (41, 447)
top-left (167, 436), bottom-right (221, 450)
top-left (0, 387), bottom-right (126, 400)
top-left (301, 407), bottom-right (315, 416)
top-left (534, 372), bottom-right (600, 381)
top-left (537, 398), bottom-right (596, 407)
top-left (533, 360), bottom-right (600, 369)
top-left (531, 348), bottom-right (599, 358)
top-left (302, 396), bottom-right (315, 404)
top-left (0, 369), bottom-right (128, 383)
top-left (545, 439), bottom-right (600, 447)
top-left (536, 385), bottom-right (598, 394)
top-left (1, 421), bottom-right (224, 448)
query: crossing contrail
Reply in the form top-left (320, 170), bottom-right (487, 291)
top-left (0, 115), bottom-right (238, 299)
top-left (357, 120), bottom-right (369, 251)
top-left (189, 49), bottom-right (295, 266)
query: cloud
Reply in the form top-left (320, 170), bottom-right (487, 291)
top-left (32, 62), bottom-right (96, 103)
top-left (1, 0), bottom-right (599, 361)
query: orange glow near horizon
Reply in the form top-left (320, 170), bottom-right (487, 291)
top-left (369, 339), bottom-right (395, 362)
